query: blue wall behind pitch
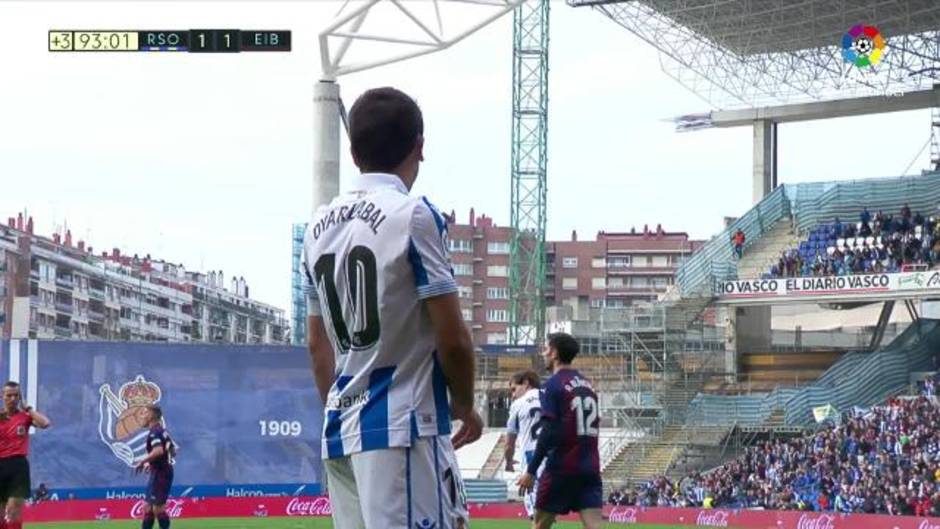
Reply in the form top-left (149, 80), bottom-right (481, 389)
top-left (14, 341), bottom-right (323, 495)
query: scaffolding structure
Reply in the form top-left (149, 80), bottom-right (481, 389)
top-left (585, 297), bottom-right (720, 417)
top-left (558, 295), bottom-right (728, 488)
top-left (290, 223), bottom-right (307, 346)
top-left (932, 107), bottom-right (940, 172)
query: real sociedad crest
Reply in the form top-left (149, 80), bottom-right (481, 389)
top-left (98, 375), bottom-right (173, 467)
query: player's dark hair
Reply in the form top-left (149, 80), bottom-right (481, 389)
top-left (147, 404), bottom-right (163, 420)
top-left (3, 381), bottom-right (19, 390)
top-left (348, 87), bottom-right (424, 173)
top-left (511, 370), bottom-right (541, 390)
top-left (548, 333), bottom-right (580, 364)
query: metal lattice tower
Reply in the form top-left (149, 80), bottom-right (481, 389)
top-left (509, 0), bottom-right (550, 346)
top-left (932, 107), bottom-right (940, 172)
top-left (290, 223), bottom-right (307, 346)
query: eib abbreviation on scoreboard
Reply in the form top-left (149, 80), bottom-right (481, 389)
top-left (48, 29), bottom-right (291, 53)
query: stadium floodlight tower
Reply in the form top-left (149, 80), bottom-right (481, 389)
top-left (314, 0), bottom-right (524, 212)
top-left (568, 0), bottom-right (940, 202)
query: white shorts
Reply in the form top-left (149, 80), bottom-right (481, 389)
top-left (522, 450), bottom-right (543, 519)
top-left (324, 435), bottom-right (469, 529)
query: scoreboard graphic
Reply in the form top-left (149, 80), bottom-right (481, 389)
top-left (49, 30), bottom-right (291, 53)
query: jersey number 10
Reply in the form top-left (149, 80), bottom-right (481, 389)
top-left (571, 395), bottom-right (599, 437)
top-left (314, 247), bottom-right (381, 353)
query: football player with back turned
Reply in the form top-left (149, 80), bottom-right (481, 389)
top-left (517, 333), bottom-right (603, 529)
top-left (304, 87), bottom-right (483, 529)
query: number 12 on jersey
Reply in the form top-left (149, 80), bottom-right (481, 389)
top-left (571, 395), bottom-right (599, 436)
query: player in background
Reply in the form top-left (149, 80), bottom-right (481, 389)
top-left (517, 333), bottom-right (602, 529)
top-left (0, 381), bottom-right (50, 529)
top-left (504, 370), bottom-right (542, 520)
top-left (135, 405), bottom-right (175, 529)
top-left (304, 87), bottom-right (482, 529)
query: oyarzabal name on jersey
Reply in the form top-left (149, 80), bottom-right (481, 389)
top-left (312, 201), bottom-right (387, 240)
top-left (326, 390), bottom-right (370, 410)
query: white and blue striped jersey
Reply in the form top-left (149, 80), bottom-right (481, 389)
top-left (303, 172), bottom-right (458, 459)
top-left (507, 388), bottom-right (542, 463)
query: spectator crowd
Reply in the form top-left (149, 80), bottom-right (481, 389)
top-left (609, 384), bottom-right (940, 517)
top-left (763, 205), bottom-right (940, 279)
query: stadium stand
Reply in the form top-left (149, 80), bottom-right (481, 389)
top-left (686, 319), bottom-right (940, 428)
top-left (614, 390), bottom-right (940, 516)
top-left (675, 172), bottom-right (940, 294)
top-left (764, 205), bottom-right (939, 278)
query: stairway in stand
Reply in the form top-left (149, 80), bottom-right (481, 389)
top-left (736, 217), bottom-right (802, 279)
top-left (479, 433), bottom-right (508, 479)
top-left (602, 425), bottom-right (687, 488)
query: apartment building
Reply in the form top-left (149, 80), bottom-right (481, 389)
top-left (446, 209), bottom-right (514, 347)
top-left (546, 224), bottom-right (704, 310)
top-left (0, 214), bottom-right (288, 344)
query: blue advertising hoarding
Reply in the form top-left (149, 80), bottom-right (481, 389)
top-left (4, 340), bottom-right (324, 499)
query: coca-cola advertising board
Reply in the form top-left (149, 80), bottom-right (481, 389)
top-left (602, 506), bottom-right (940, 529)
top-left (22, 499), bottom-right (940, 528)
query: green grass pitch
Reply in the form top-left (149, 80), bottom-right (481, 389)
top-left (29, 518), bottom-right (700, 529)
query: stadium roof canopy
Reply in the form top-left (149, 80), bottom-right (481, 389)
top-left (570, 0), bottom-right (940, 108)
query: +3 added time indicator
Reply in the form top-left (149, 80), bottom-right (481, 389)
top-left (49, 31), bottom-right (138, 52)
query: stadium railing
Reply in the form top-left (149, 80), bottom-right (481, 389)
top-left (687, 387), bottom-right (798, 427)
top-left (783, 318), bottom-right (940, 425)
top-left (687, 319), bottom-right (940, 427)
top-left (464, 479), bottom-right (508, 503)
top-left (788, 172), bottom-right (940, 235)
top-left (676, 185), bottom-right (791, 296)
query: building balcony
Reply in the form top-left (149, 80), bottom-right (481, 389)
top-left (55, 275), bottom-right (74, 287)
top-left (54, 325), bottom-right (71, 338)
top-left (88, 311), bottom-right (105, 323)
top-left (89, 288), bottom-right (105, 301)
top-left (55, 302), bottom-right (73, 314)
top-left (606, 265), bottom-right (677, 275)
top-left (34, 325), bottom-right (55, 338)
top-left (142, 301), bottom-right (180, 319)
top-left (605, 287), bottom-right (662, 296)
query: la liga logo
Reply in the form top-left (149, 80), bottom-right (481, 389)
top-left (842, 25), bottom-right (885, 67)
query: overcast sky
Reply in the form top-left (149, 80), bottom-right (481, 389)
top-left (0, 1), bottom-right (932, 312)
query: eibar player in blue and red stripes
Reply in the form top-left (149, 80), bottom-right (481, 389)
top-left (517, 333), bottom-right (602, 529)
top-left (135, 405), bottom-right (176, 529)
